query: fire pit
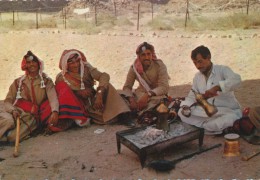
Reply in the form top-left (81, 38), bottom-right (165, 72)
top-left (116, 121), bottom-right (204, 167)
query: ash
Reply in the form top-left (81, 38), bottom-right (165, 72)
top-left (126, 121), bottom-right (196, 148)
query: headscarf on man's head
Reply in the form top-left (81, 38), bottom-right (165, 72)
top-left (59, 49), bottom-right (87, 90)
top-left (21, 51), bottom-right (40, 72)
top-left (134, 42), bottom-right (157, 74)
top-left (15, 51), bottom-right (46, 101)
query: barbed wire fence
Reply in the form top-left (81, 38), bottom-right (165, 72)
top-left (0, 0), bottom-right (259, 31)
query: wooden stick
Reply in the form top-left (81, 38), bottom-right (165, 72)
top-left (13, 116), bottom-right (21, 157)
top-left (242, 150), bottom-right (260, 161)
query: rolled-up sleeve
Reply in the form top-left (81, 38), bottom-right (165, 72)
top-left (219, 66), bottom-right (241, 93)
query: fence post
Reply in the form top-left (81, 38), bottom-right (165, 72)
top-left (64, 6), bottom-right (67, 29)
top-left (62, 7), bottom-right (64, 27)
top-left (13, 10), bottom-right (15, 26)
top-left (137, 3), bottom-right (140, 31)
top-left (246, 0), bottom-right (250, 15)
top-left (95, 3), bottom-right (97, 26)
top-left (114, 1), bottom-right (117, 17)
top-left (151, 1), bottom-right (153, 21)
top-left (36, 10), bottom-right (39, 29)
top-left (185, 0), bottom-right (190, 28)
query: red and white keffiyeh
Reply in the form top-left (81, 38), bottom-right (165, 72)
top-left (59, 49), bottom-right (87, 90)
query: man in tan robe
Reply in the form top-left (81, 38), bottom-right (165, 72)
top-left (236, 107), bottom-right (260, 145)
top-left (121, 42), bottom-right (169, 123)
top-left (55, 49), bottom-right (130, 126)
top-left (0, 51), bottom-right (59, 142)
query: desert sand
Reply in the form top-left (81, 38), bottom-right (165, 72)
top-left (0, 14), bottom-right (260, 180)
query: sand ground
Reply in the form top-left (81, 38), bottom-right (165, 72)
top-left (0, 24), bottom-right (260, 179)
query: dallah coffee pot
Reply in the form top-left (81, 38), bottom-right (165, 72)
top-left (191, 89), bottom-right (218, 117)
top-left (156, 100), bottom-right (169, 132)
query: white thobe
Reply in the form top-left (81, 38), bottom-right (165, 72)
top-left (178, 64), bottom-right (242, 134)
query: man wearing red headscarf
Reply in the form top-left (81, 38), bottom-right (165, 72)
top-left (0, 51), bottom-right (59, 142)
top-left (121, 42), bottom-right (170, 123)
top-left (54, 49), bottom-right (130, 127)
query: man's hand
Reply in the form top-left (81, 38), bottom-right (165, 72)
top-left (129, 97), bottom-right (138, 111)
top-left (137, 93), bottom-right (149, 111)
top-left (77, 89), bottom-right (93, 98)
top-left (93, 93), bottom-right (104, 111)
top-left (48, 111), bottom-right (59, 127)
top-left (204, 85), bottom-right (221, 99)
top-left (181, 105), bottom-right (191, 117)
top-left (12, 110), bottom-right (20, 120)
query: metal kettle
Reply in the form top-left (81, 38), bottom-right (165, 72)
top-left (156, 100), bottom-right (169, 132)
top-left (191, 89), bottom-right (218, 117)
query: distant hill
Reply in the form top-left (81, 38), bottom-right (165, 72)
top-left (0, 1), bottom-right (68, 12)
top-left (0, 0), bottom-right (259, 13)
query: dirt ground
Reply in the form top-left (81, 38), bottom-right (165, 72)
top-left (0, 12), bottom-right (260, 180)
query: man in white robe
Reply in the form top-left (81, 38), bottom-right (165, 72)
top-left (178, 45), bottom-right (242, 135)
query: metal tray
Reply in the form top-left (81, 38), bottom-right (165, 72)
top-left (116, 121), bottom-right (204, 167)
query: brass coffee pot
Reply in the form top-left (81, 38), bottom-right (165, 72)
top-left (191, 89), bottom-right (218, 117)
top-left (156, 100), bottom-right (169, 132)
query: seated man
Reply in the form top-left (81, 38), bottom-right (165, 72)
top-left (0, 51), bottom-right (59, 142)
top-left (245, 106), bottom-right (260, 144)
top-left (227, 107), bottom-right (260, 145)
top-left (121, 42), bottom-right (170, 124)
top-left (53, 49), bottom-right (130, 129)
top-left (178, 45), bottom-right (242, 135)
